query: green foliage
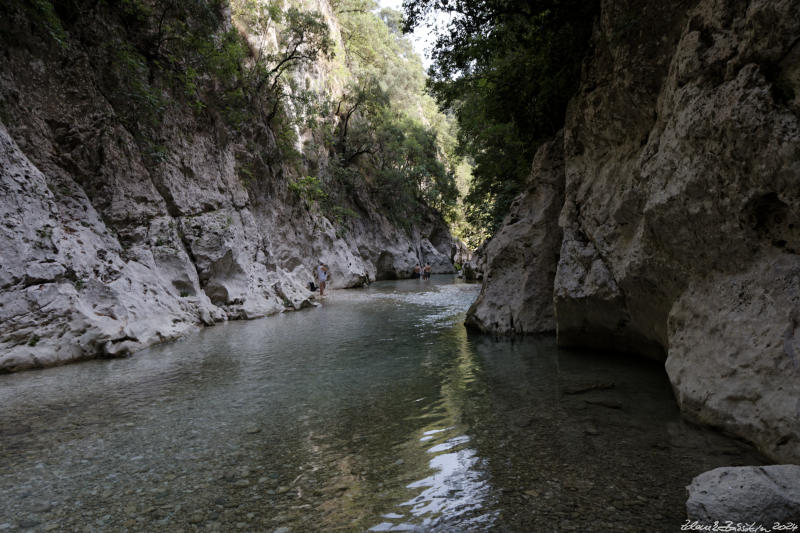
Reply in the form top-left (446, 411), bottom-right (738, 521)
top-left (105, 42), bottom-right (167, 135)
top-left (289, 175), bottom-right (328, 204)
top-left (4, 0), bottom-right (466, 243)
top-left (51, 0), bottom-right (246, 159)
top-left (12, 0), bottom-right (336, 170)
top-left (25, 0), bottom-right (68, 48)
top-left (374, 114), bottom-right (457, 215)
top-left (183, 28), bottom-right (251, 124)
top-left (404, 0), bottom-right (599, 239)
top-left (327, 204), bottom-right (360, 226)
top-left (288, 174), bottom-right (361, 228)
top-left (231, 0), bottom-right (281, 32)
top-left (232, 1), bottom-right (334, 124)
top-left (326, 0), bottom-right (461, 231)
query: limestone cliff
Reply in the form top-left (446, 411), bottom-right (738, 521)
top-left (464, 136), bottom-right (564, 334)
top-left (466, 0), bottom-right (800, 462)
top-left (0, 0), bottom-right (457, 372)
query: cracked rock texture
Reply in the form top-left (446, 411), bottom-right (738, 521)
top-left (465, 136), bottom-right (564, 334)
top-left (466, 0), bottom-right (800, 462)
top-left (686, 465), bottom-right (800, 522)
top-left (0, 2), bottom-right (457, 372)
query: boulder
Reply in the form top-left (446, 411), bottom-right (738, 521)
top-left (451, 240), bottom-right (472, 269)
top-left (666, 255), bottom-right (800, 462)
top-left (419, 238), bottom-right (454, 274)
top-left (686, 465), bottom-right (800, 523)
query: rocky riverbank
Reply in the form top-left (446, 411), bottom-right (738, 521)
top-left (466, 0), bottom-right (800, 465)
top-left (0, 0), bottom-right (460, 372)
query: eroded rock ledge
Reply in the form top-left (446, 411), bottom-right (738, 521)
top-left (466, 0), bottom-right (800, 463)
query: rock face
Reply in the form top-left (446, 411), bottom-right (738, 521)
top-left (686, 465), bottom-right (800, 523)
top-left (0, 3), bottom-right (456, 372)
top-left (466, 0), bottom-right (800, 462)
top-left (465, 136), bottom-right (564, 334)
top-left (0, 123), bottom-right (224, 369)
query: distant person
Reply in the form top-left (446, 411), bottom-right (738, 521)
top-left (413, 264), bottom-right (421, 279)
top-left (423, 263), bottom-right (432, 280)
top-left (316, 263), bottom-right (328, 296)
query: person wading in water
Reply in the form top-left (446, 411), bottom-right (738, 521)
top-left (316, 263), bottom-right (329, 297)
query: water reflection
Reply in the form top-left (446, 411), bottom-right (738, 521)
top-left (369, 301), bottom-right (498, 532)
top-left (0, 276), bottom-right (764, 532)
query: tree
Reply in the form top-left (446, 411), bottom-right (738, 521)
top-left (403, 0), bottom-right (599, 239)
top-left (231, 2), bottom-right (334, 123)
top-left (326, 0), bottom-right (461, 227)
top-left (334, 76), bottom-right (389, 165)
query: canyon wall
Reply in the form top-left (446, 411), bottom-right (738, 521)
top-left (467, 0), bottom-right (800, 463)
top-left (0, 0), bottom-right (457, 372)
top-left (464, 136), bottom-right (564, 335)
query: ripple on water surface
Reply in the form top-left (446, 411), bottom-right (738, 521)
top-left (0, 276), bottom-right (764, 532)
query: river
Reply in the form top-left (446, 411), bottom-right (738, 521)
top-left (0, 276), bottom-right (763, 532)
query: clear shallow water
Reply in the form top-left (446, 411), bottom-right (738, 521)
top-left (0, 276), bottom-right (763, 532)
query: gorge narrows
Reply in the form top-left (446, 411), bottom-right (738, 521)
top-left (2, 0), bottom-right (798, 528)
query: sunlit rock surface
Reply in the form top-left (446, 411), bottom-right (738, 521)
top-left (0, 124), bottom-right (223, 370)
top-left (0, 3), bottom-right (458, 371)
